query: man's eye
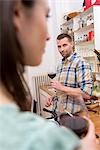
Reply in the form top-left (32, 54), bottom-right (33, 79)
top-left (63, 44), bottom-right (67, 47)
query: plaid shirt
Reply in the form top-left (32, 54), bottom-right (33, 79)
top-left (54, 52), bottom-right (92, 114)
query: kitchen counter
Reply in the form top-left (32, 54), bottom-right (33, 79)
top-left (40, 85), bottom-right (56, 96)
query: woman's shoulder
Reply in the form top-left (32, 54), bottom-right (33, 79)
top-left (0, 103), bottom-right (47, 130)
top-left (20, 112), bottom-right (80, 150)
top-left (18, 110), bottom-right (80, 150)
top-left (0, 104), bottom-right (80, 150)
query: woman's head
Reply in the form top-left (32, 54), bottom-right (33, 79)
top-left (0, 0), bottom-right (50, 110)
top-left (14, 0), bottom-right (50, 66)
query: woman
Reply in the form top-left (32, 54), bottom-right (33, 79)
top-left (0, 0), bottom-right (97, 150)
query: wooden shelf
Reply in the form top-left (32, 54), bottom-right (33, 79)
top-left (75, 40), bottom-right (94, 46)
top-left (74, 24), bottom-right (94, 34)
top-left (83, 56), bottom-right (95, 59)
top-left (66, 32), bottom-right (74, 37)
top-left (61, 7), bottom-right (93, 27)
top-left (61, 18), bottom-right (73, 26)
top-left (61, 30), bottom-right (73, 35)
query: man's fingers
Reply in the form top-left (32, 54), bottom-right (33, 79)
top-left (45, 102), bottom-right (51, 107)
top-left (45, 98), bottom-right (52, 107)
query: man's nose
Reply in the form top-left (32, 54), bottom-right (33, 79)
top-left (60, 47), bottom-right (64, 52)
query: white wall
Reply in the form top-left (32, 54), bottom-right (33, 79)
top-left (51, 0), bottom-right (84, 63)
top-left (25, 0), bottom-right (58, 97)
top-left (26, 0), bottom-right (84, 98)
top-left (53, 0), bottom-right (83, 34)
top-left (94, 5), bottom-right (100, 50)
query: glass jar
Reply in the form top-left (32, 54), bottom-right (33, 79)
top-left (79, 18), bottom-right (84, 29)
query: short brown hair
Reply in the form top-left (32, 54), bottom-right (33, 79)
top-left (57, 33), bottom-right (72, 42)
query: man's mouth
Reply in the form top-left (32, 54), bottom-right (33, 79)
top-left (61, 53), bottom-right (65, 57)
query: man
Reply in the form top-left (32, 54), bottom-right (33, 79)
top-left (45, 33), bottom-right (92, 114)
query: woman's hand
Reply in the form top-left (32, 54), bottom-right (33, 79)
top-left (80, 117), bottom-right (97, 150)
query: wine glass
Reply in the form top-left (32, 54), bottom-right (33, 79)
top-left (47, 70), bottom-right (58, 112)
top-left (48, 73), bottom-right (56, 79)
top-left (47, 71), bottom-right (56, 91)
top-left (47, 65), bottom-right (56, 88)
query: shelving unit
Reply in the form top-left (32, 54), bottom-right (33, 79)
top-left (83, 56), bottom-right (95, 59)
top-left (60, 5), bottom-right (100, 73)
top-left (74, 23), bottom-right (94, 33)
top-left (75, 40), bottom-right (94, 46)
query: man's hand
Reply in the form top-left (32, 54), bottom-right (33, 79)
top-left (45, 96), bottom-right (52, 107)
top-left (51, 80), bottom-right (64, 91)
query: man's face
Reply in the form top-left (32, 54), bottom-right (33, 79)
top-left (57, 37), bottom-right (73, 58)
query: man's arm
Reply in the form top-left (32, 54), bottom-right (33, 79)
top-left (76, 60), bottom-right (93, 98)
top-left (50, 60), bottom-right (92, 100)
top-left (60, 86), bottom-right (91, 99)
top-left (54, 60), bottom-right (93, 99)
top-left (51, 80), bottom-right (91, 99)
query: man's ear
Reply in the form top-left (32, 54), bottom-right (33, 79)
top-left (71, 41), bottom-right (74, 48)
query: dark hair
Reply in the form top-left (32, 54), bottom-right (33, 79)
top-left (0, 0), bottom-right (35, 111)
top-left (57, 33), bottom-right (72, 42)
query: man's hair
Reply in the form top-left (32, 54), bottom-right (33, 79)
top-left (57, 33), bottom-right (72, 42)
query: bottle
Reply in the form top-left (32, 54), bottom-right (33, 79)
top-left (87, 15), bottom-right (90, 26)
top-left (87, 14), bottom-right (94, 26)
top-left (90, 14), bottom-right (94, 24)
top-left (79, 18), bottom-right (83, 29)
top-left (83, 0), bottom-right (86, 11)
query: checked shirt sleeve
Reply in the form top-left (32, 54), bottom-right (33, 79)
top-left (76, 60), bottom-right (93, 96)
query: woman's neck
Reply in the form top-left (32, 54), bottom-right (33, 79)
top-left (0, 85), bottom-right (15, 105)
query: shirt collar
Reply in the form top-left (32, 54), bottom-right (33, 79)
top-left (62, 51), bottom-right (77, 63)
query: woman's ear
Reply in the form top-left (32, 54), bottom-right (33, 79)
top-left (13, 2), bottom-right (23, 31)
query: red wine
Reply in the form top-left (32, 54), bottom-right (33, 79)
top-left (59, 114), bottom-right (88, 138)
top-left (48, 73), bottom-right (56, 79)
